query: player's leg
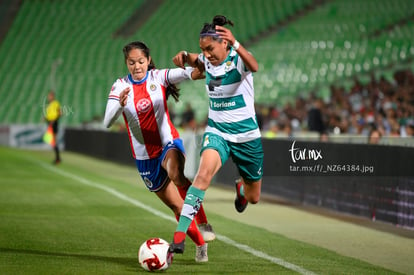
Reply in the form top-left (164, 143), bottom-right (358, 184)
top-left (177, 179), bottom-right (208, 225)
top-left (234, 178), bottom-right (247, 213)
top-left (162, 145), bottom-right (215, 241)
top-left (155, 181), bottom-right (208, 262)
top-left (243, 178), bottom-right (262, 203)
top-left (231, 137), bottom-right (264, 213)
top-left (175, 177), bottom-right (216, 242)
top-left (235, 177), bottom-right (262, 212)
top-left (136, 157), bottom-right (207, 261)
top-left (170, 148), bottom-right (222, 253)
top-left (53, 145), bottom-right (60, 163)
top-left (162, 148), bottom-right (209, 224)
top-left (52, 120), bottom-right (61, 164)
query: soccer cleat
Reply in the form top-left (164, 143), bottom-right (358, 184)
top-left (169, 240), bottom-right (185, 254)
top-left (166, 250), bottom-right (174, 266)
top-left (234, 179), bottom-right (248, 213)
top-left (198, 223), bottom-right (216, 242)
top-left (195, 243), bottom-right (208, 262)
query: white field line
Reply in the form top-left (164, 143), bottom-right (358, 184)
top-left (38, 161), bottom-right (316, 275)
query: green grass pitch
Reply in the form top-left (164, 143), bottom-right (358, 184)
top-left (0, 146), bottom-right (406, 274)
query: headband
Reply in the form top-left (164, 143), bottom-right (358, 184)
top-left (200, 32), bottom-right (220, 38)
top-left (200, 24), bottom-right (220, 38)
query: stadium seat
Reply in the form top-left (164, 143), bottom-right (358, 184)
top-left (0, 0), bottom-right (413, 125)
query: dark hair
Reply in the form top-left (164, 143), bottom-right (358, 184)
top-left (122, 41), bottom-right (180, 102)
top-left (200, 15), bottom-right (234, 40)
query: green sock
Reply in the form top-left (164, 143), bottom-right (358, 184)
top-left (176, 185), bottom-right (205, 233)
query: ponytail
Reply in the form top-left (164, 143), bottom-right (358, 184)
top-left (200, 15), bottom-right (234, 39)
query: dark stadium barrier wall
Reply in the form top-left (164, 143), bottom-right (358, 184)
top-left (65, 128), bottom-right (133, 165)
top-left (217, 138), bottom-right (414, 229)
top-left (65, 128), bottom-right (414, 229)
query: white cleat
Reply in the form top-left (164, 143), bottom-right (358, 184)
top-left (198, 223), bottom-right (216, 242)
top-left (195, 243), bottom-right (208, 263)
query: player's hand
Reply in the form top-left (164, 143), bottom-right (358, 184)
top-left (215, 25), bottom-right (236, 45)
top-left (119, 87), bottom-right (130, 107)
top-left (191, 67), bottom-right (205, 80)
top-left (172, 51), bottom-right (187, 68)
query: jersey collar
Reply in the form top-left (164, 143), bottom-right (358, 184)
top-left (128, 72), bottom-right (148, 85)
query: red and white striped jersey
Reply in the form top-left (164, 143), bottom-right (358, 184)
top-left (104, 68), bottom-right (194, 160)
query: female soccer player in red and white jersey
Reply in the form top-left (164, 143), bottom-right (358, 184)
top-left (103, 41), bottom-right (215, 262)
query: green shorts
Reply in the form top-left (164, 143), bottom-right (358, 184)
top-left (200, 132), bottom-right (263, 181)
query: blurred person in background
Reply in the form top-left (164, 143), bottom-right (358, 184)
top-left (307, 97), bottom-right (326, 136)
top-left (405, 120), bottom-right (414, 137)
top-left (368, 126), bottom-right (382, 144)
top-left (179, 103), bottom-right (198, 180)
top-left (44, 90), bottom-right (61, 164)
top-left (263, 120), bottom-right (279, 138)
top-left (103, 41), bottom-right (215, 263)
top-left (181, 102), bottom-right (195, 127)
top-left (169, 15), bottom-right (263, 254)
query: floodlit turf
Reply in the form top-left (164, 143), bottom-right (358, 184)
top-left (0, 147), bottom-right (403, 274)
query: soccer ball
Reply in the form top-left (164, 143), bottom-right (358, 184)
top-left (138, 238), bottom-right (172, 271)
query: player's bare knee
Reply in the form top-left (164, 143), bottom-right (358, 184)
top-left (168, 170), bottom-right (185, 186)
top-left (193, 172), bottom-right (213, 190)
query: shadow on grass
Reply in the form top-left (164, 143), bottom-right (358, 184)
top-left (0, 247), bottom-right (136, 268)
top-left (1, 247), bottom-right (208, 273)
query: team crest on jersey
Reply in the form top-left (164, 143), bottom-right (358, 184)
top-left (150, 84), bottom-right (156, 91)
top-left (144, 177), bottom-right (153, 188)
top-left (225, 61), bottom-right (233, 72)
top-left (136, 98), bottom-right (152, 113)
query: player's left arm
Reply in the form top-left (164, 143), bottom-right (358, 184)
top-left (215, 25), bottom-right (258, 72)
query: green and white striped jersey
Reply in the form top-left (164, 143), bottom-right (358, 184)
top-left (199, 49), bottom-right (261, 143)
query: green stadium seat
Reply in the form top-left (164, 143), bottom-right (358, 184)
top-left (1, 0), bottom-right (413, 124)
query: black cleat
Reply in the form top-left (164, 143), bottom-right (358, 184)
top-left (234, 179), bottom-right (248, 213)
top-left (169, 240), bottom-right (185, 254)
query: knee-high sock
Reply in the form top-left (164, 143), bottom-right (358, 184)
top-left (175, 215), bottom-right (204, 246)
top-left (176, 179), bottom-right (208, 224)
top-left (174, 186), bottom-right (205, 243)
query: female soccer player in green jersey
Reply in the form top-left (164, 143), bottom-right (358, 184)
top-left (169, 15), bottom-right (264, 254)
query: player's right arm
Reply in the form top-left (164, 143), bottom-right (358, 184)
top-left (172, 51), bottom-right (204, 73)
top-left (103, 80), bottom-right (130, 128)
